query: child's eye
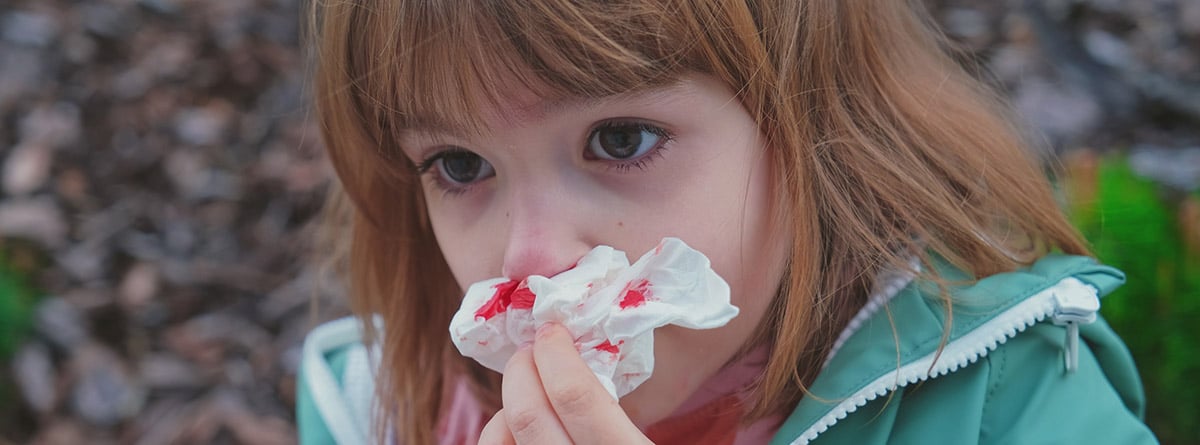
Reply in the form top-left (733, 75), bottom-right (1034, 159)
top-left (418, 148), bottom-right (495, 189)
top-left (586, 122), bottom-right (669, 161)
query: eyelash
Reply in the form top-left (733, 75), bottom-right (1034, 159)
top-left (589, 120), bottom-right (674, 173)
top-left (414, 147), bottom-right (478, 198)
top-left (414, 120), bottom-right (675, 196)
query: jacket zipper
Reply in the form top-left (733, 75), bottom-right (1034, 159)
top-left (789, 276), bottom-right (1101, 445)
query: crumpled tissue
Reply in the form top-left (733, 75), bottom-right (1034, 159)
top-left (448, 237), bottom-right (739, 399)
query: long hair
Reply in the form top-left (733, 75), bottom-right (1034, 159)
top-left (306, 0), bottom-right (1089, 442)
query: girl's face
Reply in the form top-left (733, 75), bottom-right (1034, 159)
top-left (401, 74), bottom-right (791, 425)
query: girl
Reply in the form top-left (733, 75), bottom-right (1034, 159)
top-left (297, 0), bottom-right (1158, 444)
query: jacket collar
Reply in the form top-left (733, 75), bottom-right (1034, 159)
top-left (770, 254), bottom-right (1125, 445)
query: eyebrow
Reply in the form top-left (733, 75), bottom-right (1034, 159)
top-left (542, 83), bottom-right (683, 115)
top-left (542, 80), bottom-right (690, 119)
top-left (401, 79), bottom-right (691, 139)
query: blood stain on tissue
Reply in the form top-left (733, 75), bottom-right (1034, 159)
top-left (510, 285), bottom-right (536, 309)
top-left (594, 340), bottom-right (623, 355)
top-left (475, 279), bottom-right (532, 320)
top-left (618, 279), bottom-right (652, 309)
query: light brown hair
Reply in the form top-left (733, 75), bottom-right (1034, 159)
top-left (306, 0), bottom-right (1089, 443)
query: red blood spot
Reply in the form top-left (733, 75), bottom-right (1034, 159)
top-left (475, 280), bottom-right (520, 320)
top-left (654, 242), bottom-right (664, 254)
top-left (618, 279), bottom-right (652, 309)
top-left (510, 284), bottom-right (536, 310)
top-left (594, 340), bottom-right (623, 355)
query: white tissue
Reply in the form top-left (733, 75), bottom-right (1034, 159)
top-left (448, 238), bottom-right (739, 399)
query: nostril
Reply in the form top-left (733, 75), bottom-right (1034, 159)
top-left (500, 200), bottom-right (585, 280)
top-left (501, 248), bottom-right (579, 280)
top-left (501, 250), bottom-right (536, 280)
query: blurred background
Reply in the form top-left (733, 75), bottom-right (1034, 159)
top-left (0, 0), bottom-right (1196, 444)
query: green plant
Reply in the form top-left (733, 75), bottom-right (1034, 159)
top-left (0, 247), bottom-right (37, 361)
top-left (0, 243), bottom-right (40, 445)
top-left (1067, 154), bottom-right (1200, 444)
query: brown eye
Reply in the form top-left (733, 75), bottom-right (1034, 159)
top-left (587, 123), bottom-right (664, 161)
top-left (435, 151), bottom-right (494, 184)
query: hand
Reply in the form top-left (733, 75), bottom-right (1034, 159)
top-left (478, 323), bottom-right (653, 445)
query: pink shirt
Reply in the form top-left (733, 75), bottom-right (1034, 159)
top-left (434, 346), bottom-right (782, 444)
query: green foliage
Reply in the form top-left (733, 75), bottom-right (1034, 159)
top-left (0, 248), bottom-right (37, 361)
top-left (1068, 156), bottom-right (1200, 444)
top-left (0, 245), bottom-right (39, 441)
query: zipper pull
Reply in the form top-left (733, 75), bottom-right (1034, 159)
top-left (1051, 278), bottom-right (1100, 373)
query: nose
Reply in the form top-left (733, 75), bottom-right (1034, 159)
top-left (499, 190), bottom-right (590, 280)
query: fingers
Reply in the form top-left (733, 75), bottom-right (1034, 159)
top-left (490, 325), bottom-right (649, 445)
top-left (478, 410), bottom-right (516, 445)
top-left (501, 346), bottom-right (573, 444)
top-left (532, 323), bottom-right (645, 445)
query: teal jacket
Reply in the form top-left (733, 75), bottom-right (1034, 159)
top-left (772, 254), bottom-right (1156, 444)
top-left (297, 255), bottom-right (1157, 444)
top-left (298, 315), bottom-right (381, 445)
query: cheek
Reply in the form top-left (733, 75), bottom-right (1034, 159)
top-left (671, 152), bottom-right (783, 316)
top-left (621, 147), bottom-right (787, 422)
top-left (719, 185), bottom-right (785, 318)
top-left (425, 194), bottom-right (502, 290)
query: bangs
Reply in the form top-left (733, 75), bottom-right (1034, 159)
top-left (334, 0), bottom-right (757, 152)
